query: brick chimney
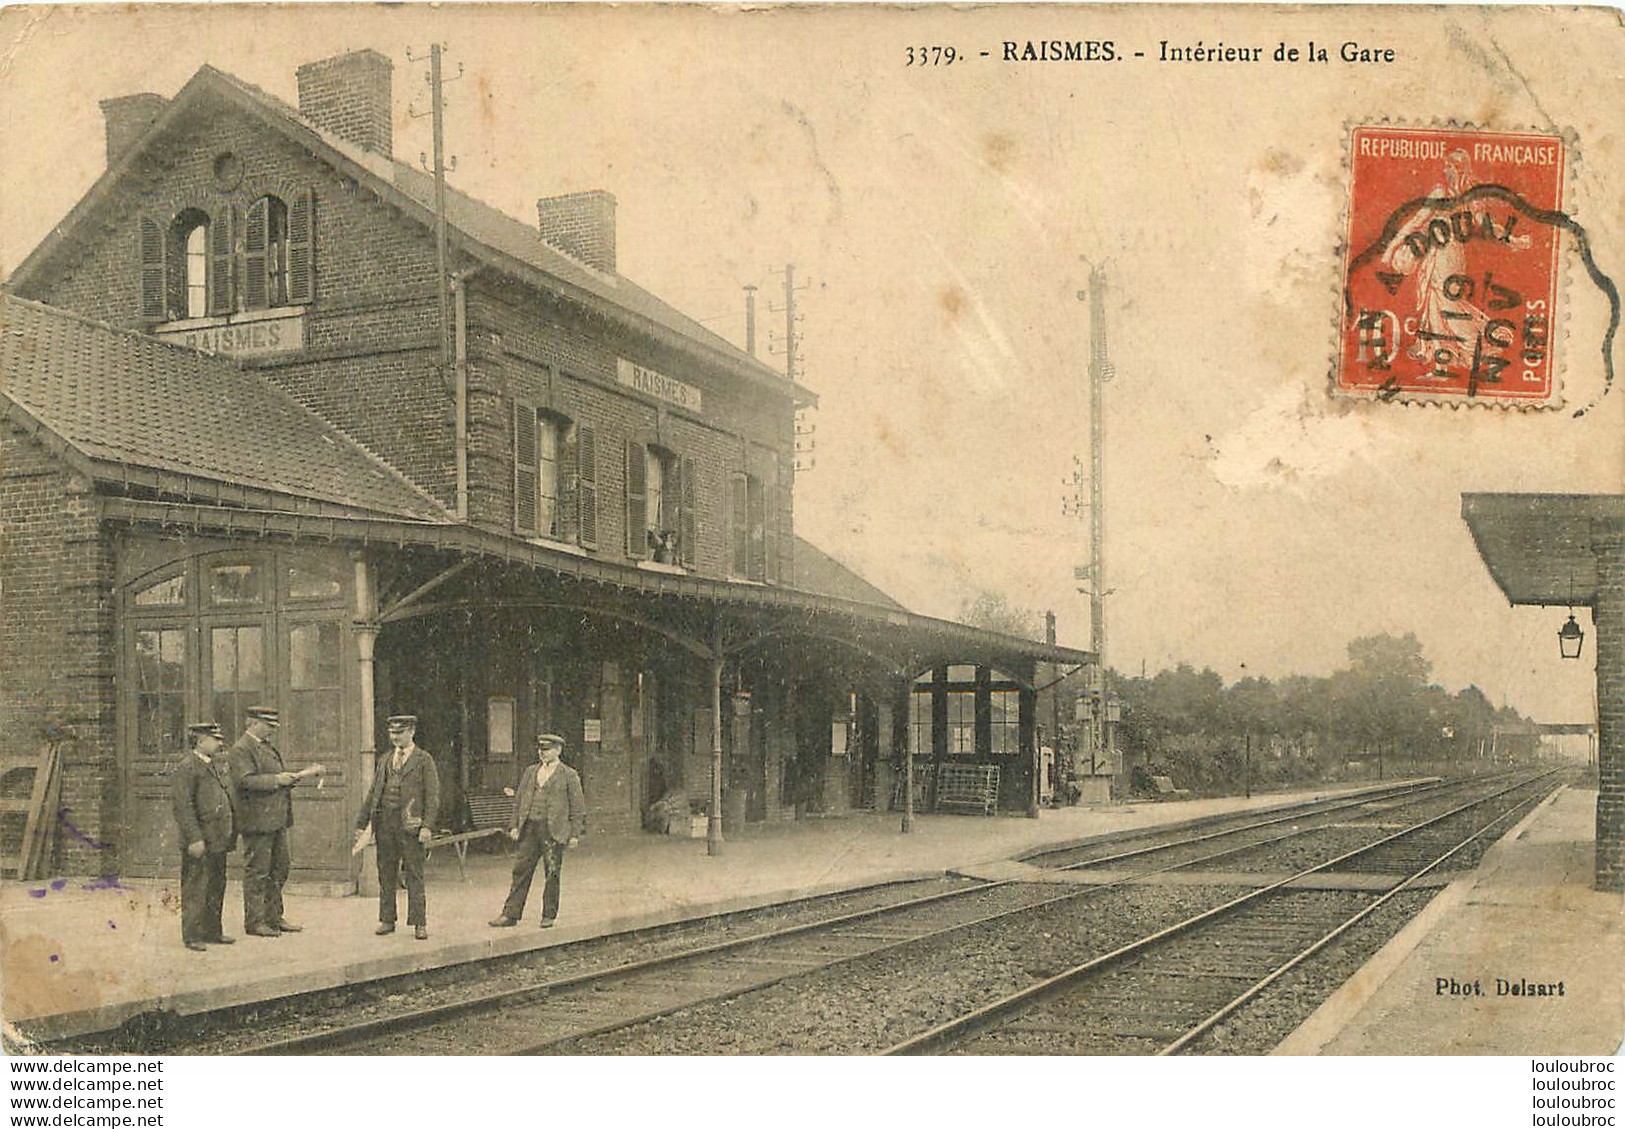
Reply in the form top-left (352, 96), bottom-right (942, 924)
top-left (537, 191), bottom-right (617, 274)
top-left (296, 49), bottom-right (393, 158)
top-left (99, 93), bottom-right (168, 166)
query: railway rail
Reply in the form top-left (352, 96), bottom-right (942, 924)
top-left (884, 770), bottom-right (1560, 1055)
top-left (216, 770), bottom-right (1557, 1056)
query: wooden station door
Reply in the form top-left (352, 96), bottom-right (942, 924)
top-left (120, 547), bottom-right (353, 880)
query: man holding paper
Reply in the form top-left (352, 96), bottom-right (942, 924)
top-left (228, 708), bottom-right (322, 938)
top-left (356, 715), bottom-right (441, 940)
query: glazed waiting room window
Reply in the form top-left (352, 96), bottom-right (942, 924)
top-left (912, 665), bottom-right (1025, 758)
top-left (990, 688), bottom-right (1021, 754)
top-left (909, 682), bottom-right (933, 757)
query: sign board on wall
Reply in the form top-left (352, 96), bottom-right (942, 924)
top-left (156, 314), bottom-right (305, 358)
top-left (488, 697), bottom-right (515, 758)
top-left (830, 720), bottom-right (848, 758)
top-left (583, 718), bottom-right (602, 744)
top-left (616, 357), bottom-right (703, 412)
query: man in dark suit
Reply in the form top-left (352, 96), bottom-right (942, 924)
top-left (356, 715), bottom-right (440, 940)
top-left (170, 722), bottom-right (236, 952)
top-left (490, 733), bottom-right (586, 929)
top-left (228, 707), bottom-right (314, 938)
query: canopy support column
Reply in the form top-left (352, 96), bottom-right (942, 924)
top-left (709, 620), bottom-right (725, 857)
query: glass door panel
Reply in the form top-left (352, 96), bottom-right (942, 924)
top-left (123, 624), bottom-right (191, 875)
top-left (209, 624), bottom-right (265, 742)
top-left (284, 618), bottom-right (349, 874)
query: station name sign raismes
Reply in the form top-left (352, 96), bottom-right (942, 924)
top-left (616, 357), bottom-right (703, 412)
top-left (156, 315), bottom-right (305, 358)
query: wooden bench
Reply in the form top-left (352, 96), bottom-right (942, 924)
top-left (425, 794), bottom-right (515, 879)
top-left (934, 763), bottom-right (1000, 816)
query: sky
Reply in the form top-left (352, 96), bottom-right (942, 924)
top-left (2, 4), bottom-right (1621, 722)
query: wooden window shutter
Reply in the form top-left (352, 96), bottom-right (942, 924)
top-left (208, 206), bottom-right (235, 316)
top-left (625, 440), bottom-right (648, 558)
top-left (764, 483), bottom-right (779, 585)
top-left (513, 401), bottom-right (539, 536)
top-left (748, 476), bottom-right (767, 582)
top-left (576, 424), bottom-right (599, 549)
top-left (558, 423), bottom-right (579, 543)
top-left (139, 217), bottom-right (166, 323)
top-left (777, 455), bottom-right (795, 585)
top-left (244, 197), bottom-right (268, 309)
top-left (730, 474), bottom-right (749, 577)
top-left (679, 456), bottom-right (697, 569)
top-left (286, 188), bottom-right (315, 304)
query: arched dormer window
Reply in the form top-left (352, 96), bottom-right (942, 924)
top-left (141, 206), bottom-right (232, 323)
top-left (173, 209), bottom-right (210, 319)
top-left (182, 218), bottom-right (208, 318)
top-left (139, 191), bottom-right (311, 325)
top-left (246, 191), bottom-right (314, 310)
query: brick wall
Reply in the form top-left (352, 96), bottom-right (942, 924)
top-left (468, 283), bottom-right (797, 579)
top-left (1594, 526), bottom-right (1624, 892)
top-left (18, 113), bottom-right (455, 508)
top-left (0, 425), bottom-right (118, 875)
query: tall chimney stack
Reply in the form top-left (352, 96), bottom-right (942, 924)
top-left (100, 93), bottom-right (168, 167)
top-left (537, 191), bottom-right (617, 274)
top-left (296, 49), bottom-right (394, 158)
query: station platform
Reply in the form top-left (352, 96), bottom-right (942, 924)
top-left (1276, 785), bottom-right (1625, 1056)
top-left (0, 781), bottom-right (1405, 1045)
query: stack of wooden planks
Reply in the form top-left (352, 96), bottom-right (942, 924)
top-left (0, 740), bottom-right (63, 879)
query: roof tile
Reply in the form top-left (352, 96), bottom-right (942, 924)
top-left (0, 295), bottom-right (449, 521)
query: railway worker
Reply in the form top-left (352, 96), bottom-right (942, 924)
top-left (489, 733), bottom-right (585, 929)
top-left (355, 714), bottom-right (441, 940)
top-left (170, 722), bottom-right (236, 952)
top-left (229, 707), bottom-right (315, 938)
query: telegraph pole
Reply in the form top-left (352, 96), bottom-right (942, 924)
top-left (431, 45), bottom-right (450, 384)
top-left (1085, 266), bottom-right (1112, 781)
top-left (409, 43), bottom-right (461, 387)
top-left (744, 284), bottom-right (758, 357)
top-left (409, 44), bottom-right (462, 510)
top-left (771, 263), bottom-right (805, 381)
top-left (770, 264), bottom-right (816, 472)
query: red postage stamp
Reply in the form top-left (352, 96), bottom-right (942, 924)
top-left (1338, 125), bottom-right (1566, 406)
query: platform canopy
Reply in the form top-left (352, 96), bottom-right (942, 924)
top-left (1460, 493), bottom-right (1625, 607)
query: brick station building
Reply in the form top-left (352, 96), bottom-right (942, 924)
top-left (0, 50), bottom-right (1093, 887)
top-left (1462, 493), bottom-right (1625, 892)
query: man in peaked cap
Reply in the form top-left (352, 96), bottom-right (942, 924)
top-left (170, 722), bottom-right (236, 951)
top-left (490, 732), bottom-right (585, 929)
top-left (229, 708), bottom-right (320, 937)
top-left (356, 715), bottom-right (440, 940)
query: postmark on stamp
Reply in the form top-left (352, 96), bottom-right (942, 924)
top-left (1338, 125), bottom-right (1566, 407)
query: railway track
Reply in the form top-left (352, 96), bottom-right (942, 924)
top-left (227, 771), bottom-right (1556, 1056)
top-left (883, 770), bottom-right (1560, 1055)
